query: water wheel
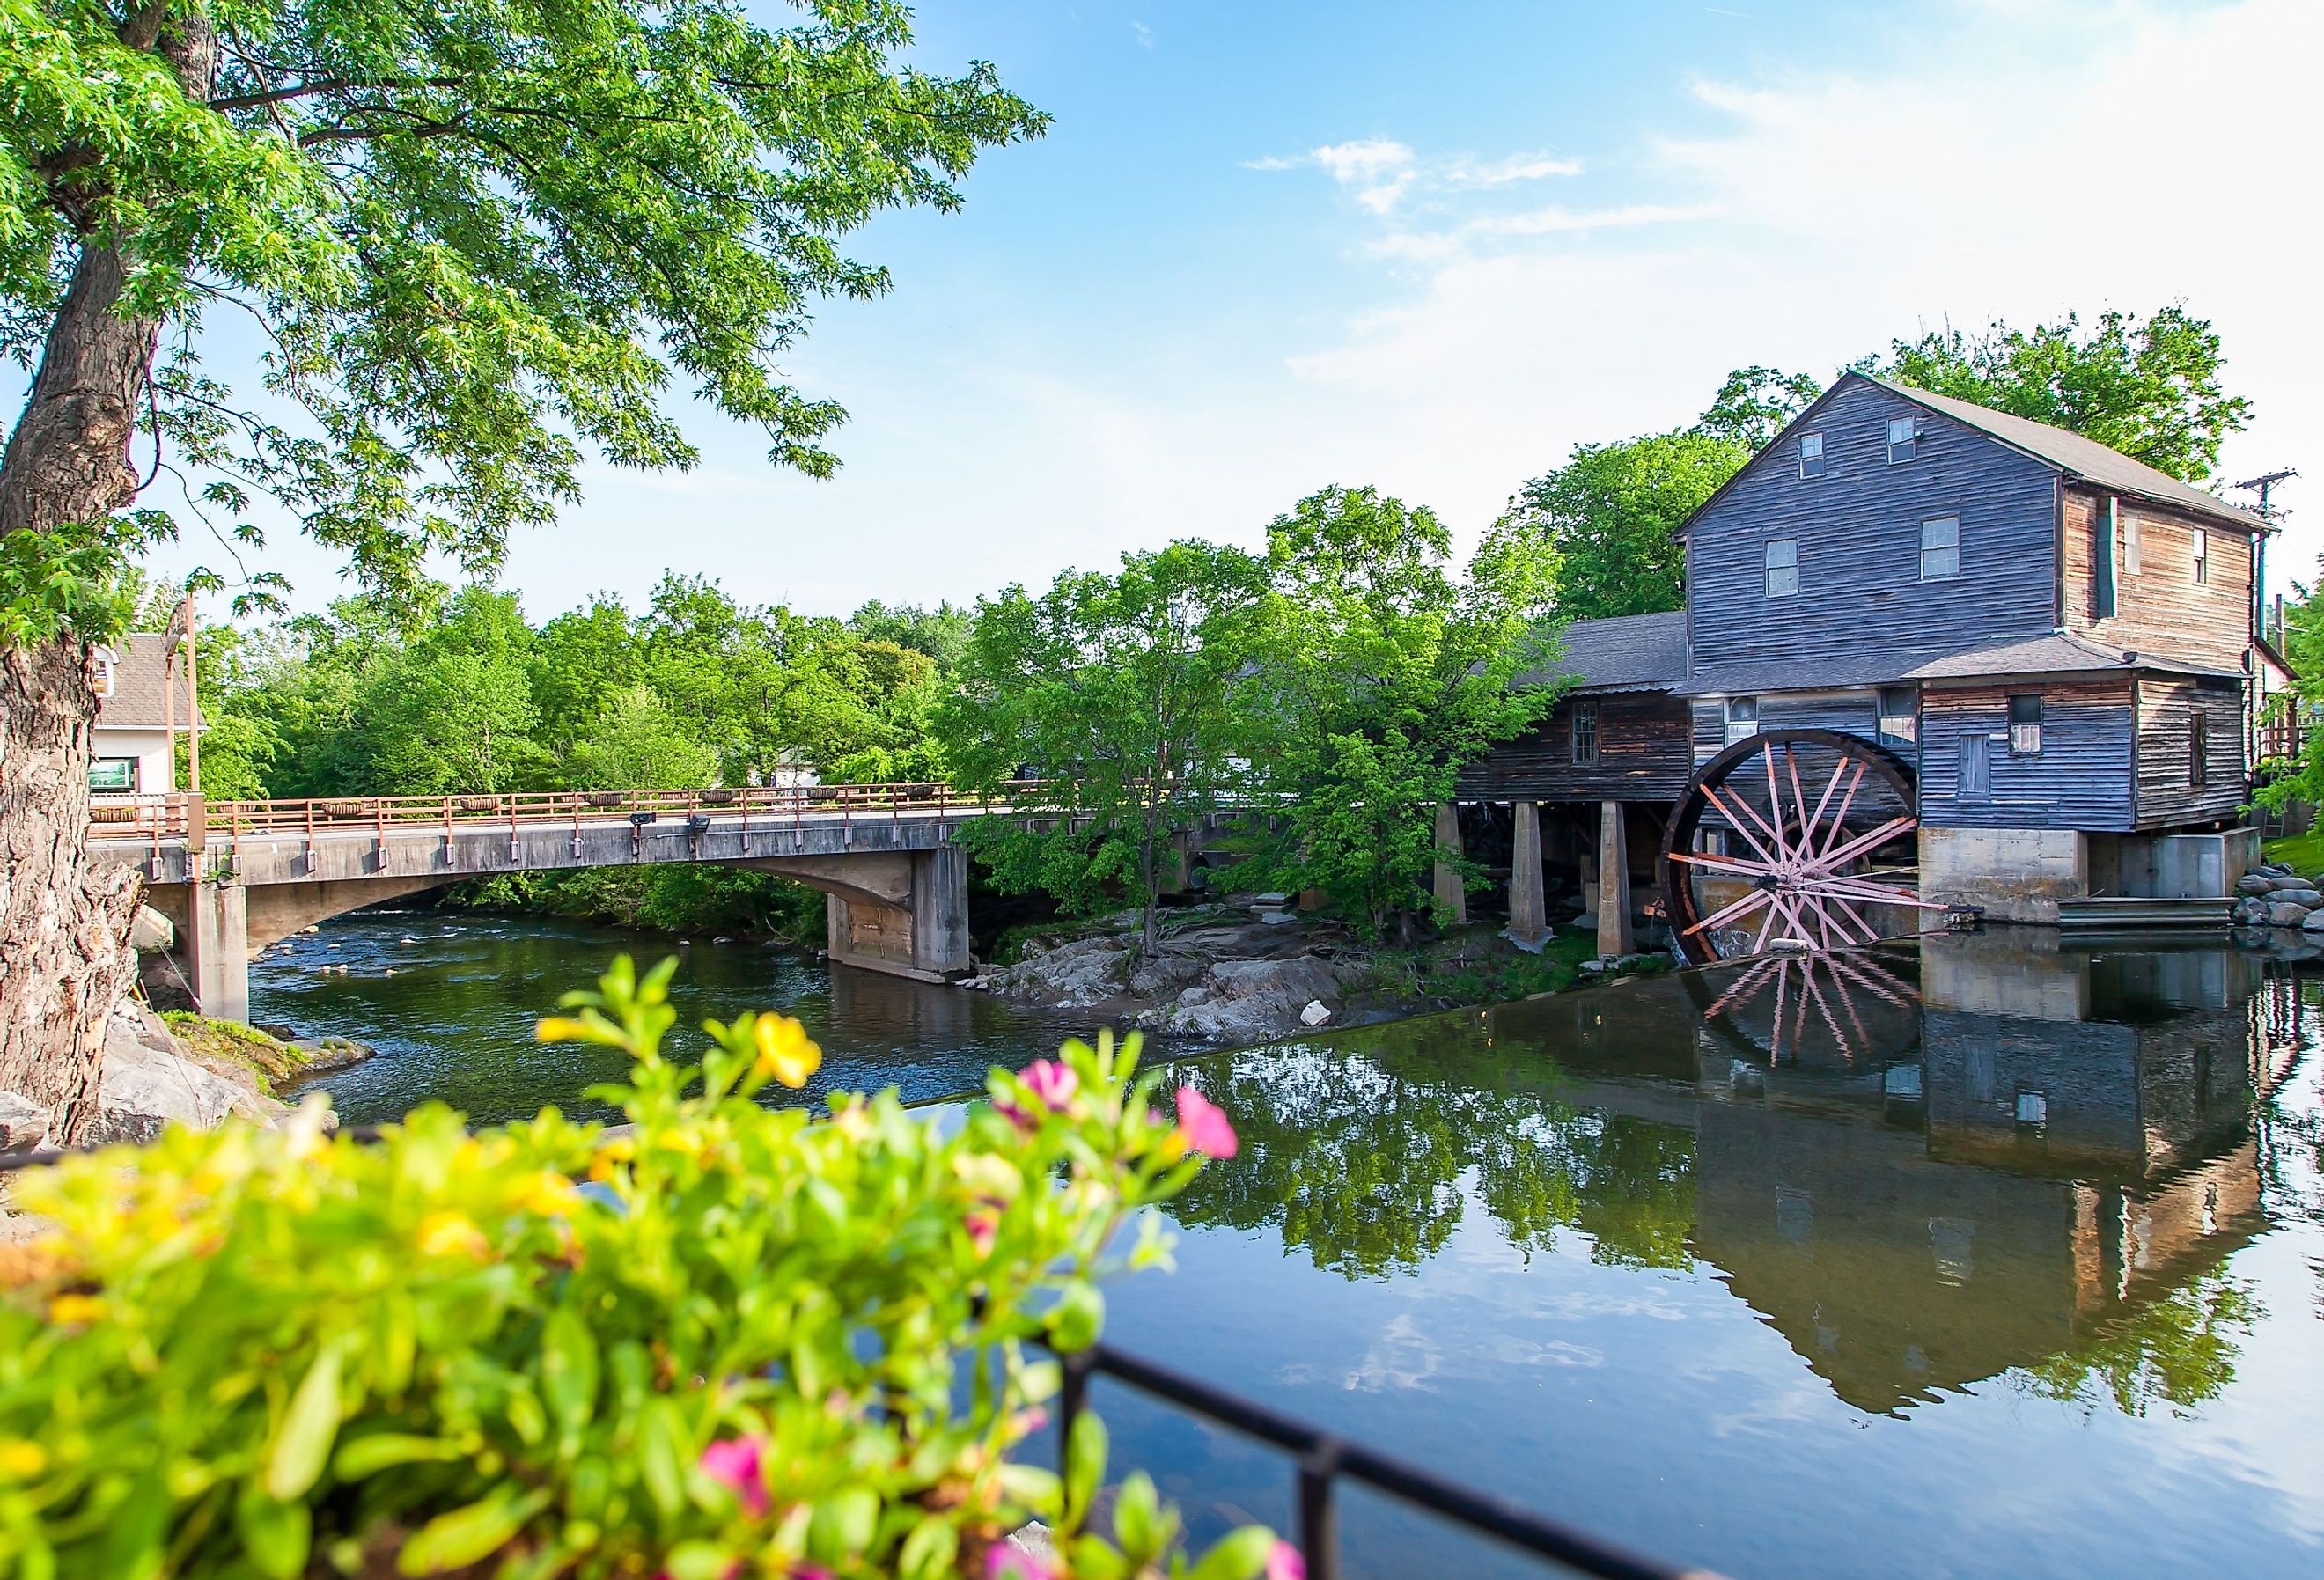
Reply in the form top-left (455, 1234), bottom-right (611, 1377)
top-left (1661, 727), bottom-right (1943, 964)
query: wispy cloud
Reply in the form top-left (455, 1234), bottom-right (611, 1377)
top-left (1244, 139), bottom-right (1578, 215)
top-left (1130, 19), bottom-right (1153, 48)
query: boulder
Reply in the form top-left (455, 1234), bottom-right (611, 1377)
top-left (2237, 874), bottom-right (2276, 896)
top-left (0, 1091), bottom-right (48, 1153)
top-left (2300, 909), bottom-right (2324, 934)
top-left (87, 1002), bottom-right (289, 1146)
top-left (2275, 886), bottom-right (2324, 907)
top-left (2267, 901), bottom-right (2314, 928)
top-left (1299, 999), bottom-right (1333, 1027)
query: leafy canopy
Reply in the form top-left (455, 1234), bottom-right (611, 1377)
top-left (1, 0), bottom-right (1044, 600)
top-left (1498, 430), bottom-right (1743, 621)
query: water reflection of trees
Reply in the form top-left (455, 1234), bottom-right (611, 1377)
top-left (2020, 1271), bottom-right (2261, 1418)
top-left (1172, 1019), bottom-right (1695, 1279)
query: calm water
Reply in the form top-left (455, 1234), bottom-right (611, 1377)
top-left (254, 915), bottom-right (2324, 1577)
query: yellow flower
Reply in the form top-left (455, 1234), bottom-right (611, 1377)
top-left (46, 1294), bottom-right (107, 1326)
top-left (587, 1136), bottom-right (636, 1185)
top-left (0, 1439), bottom-right (45, 1478)
top-left (752, 1013), bottom-right (822, 1090)
top-left (509, 1171), bottom-right (581, 1216)
top-left (416, 1211), bottom-right (489, 1260)
top-left (535, 1016), bottom-right (592, 1043)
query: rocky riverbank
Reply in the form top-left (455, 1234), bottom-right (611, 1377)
top-left (964, 906), bottom-right (1665, 1041)
top-left (2233, 861), bottom-right (2324, 930)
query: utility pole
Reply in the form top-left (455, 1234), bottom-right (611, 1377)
top-left (2234, 469), bottom-right (2298, 647)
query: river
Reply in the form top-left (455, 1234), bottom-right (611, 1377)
top-left (251, 913), bottom-right (2324, 1579)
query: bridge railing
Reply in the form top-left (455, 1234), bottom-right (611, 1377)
top-left (87, 782), bottom-right (1054, 845)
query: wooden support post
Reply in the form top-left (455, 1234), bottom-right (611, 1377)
top-left (1431, 802), bottom-right (1467, 923)
top-left (1509, 802), bottom-right (1546, 944)
top-left (1597, 799), bottom-right (1634, 959)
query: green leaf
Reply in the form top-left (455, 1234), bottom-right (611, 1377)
top-left (541, 1304), bottom-right (600, 1444)
top-left (1064, 1410), bottom-right (1107, 1525)
top-left (1114, 1471), bottom-right (1161, 1559)
top-left (395, 1487), bottom-right (551, 1576)
top-left (898, 1516), bottom-right (960, 1580)
top-left (659, 1541), bottom-right (732, 1580)
top-left (810, 1487), bottom-right (879, 1557)
top-left (332, 1433), bottom-right (463, 1481)
top-left (1048, 1283), bottom-right (1105, 1353)
top-left (1183, 1525), bottom-right (1282, 1580)
top-left (264, 1341), bottom-right (344, 1500)
top-left (235, 1488), bottom-right (312, 1580)
top-left (636, 1398), bottom-right (688, 1518)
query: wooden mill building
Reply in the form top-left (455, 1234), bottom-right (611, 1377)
top-left (1454, 373), bottom-right (2289, 947)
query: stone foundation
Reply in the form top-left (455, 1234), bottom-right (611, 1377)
top-left (1918, 827), bottom-right (2090, 923)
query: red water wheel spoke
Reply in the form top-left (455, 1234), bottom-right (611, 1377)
top-left (1662, 728), bottom-right (1931, 965)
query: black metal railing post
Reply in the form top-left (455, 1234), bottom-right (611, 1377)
top-left (1298, 1439), bottom-right (1342, 1580)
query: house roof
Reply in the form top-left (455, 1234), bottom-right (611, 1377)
top-left (1675, 650), bottom-right (1931, 697)
top-left (93, 633), bottom-right (198, 731)
top-left (1517, 609), bottom-right (1688, 693)
top-left (1859, 376), bottom-right (2268, 533)
top-left (1901, 630), bottom-right (2244, 684)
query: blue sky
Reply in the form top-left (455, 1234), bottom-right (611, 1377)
top-left (153, 0), bottom-right (2323, 620)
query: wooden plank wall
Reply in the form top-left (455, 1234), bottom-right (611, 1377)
top-left (1919, 680), bottom-right (2136, 831)
top-left (1685, 379), bottom-right (2061, 677)
top-left (2061, 487), bottom-right (2255, 671)
top-left (1455, 691), bottom-right (1696, 803)
top-left (2134, 674), bottom-right (2248, 829)
top-left (1685, 689), bottom-right (1912, 770)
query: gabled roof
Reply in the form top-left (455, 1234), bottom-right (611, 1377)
top-left (93, 633), bottom-right (199, 731)
top-left (1516, 609), bottom-right (1688, 693)
top-left (1673, 372), bottom-right (2266, 539)
top-left (1858, 376), bottom-right (2267, 533)
top-left (1902, 630), bottom-right (2242, 684)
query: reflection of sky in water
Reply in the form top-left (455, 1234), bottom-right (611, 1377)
top-left (1099, 937), bottom-right (2324, 1580)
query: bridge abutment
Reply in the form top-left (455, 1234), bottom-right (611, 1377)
top-left (735, 846), bottom-right (971, 983)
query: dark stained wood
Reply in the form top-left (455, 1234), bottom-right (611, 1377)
top-left (1457, 691), bottom-right (1695, 803)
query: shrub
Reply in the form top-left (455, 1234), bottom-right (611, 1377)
top-left (0, 959), bottom-right (1286, 1580)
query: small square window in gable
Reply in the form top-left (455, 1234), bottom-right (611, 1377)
top-left (1798, 433), bottom-right (1825, 479)
top-left (1886, 415), bottom-right (1918, 464)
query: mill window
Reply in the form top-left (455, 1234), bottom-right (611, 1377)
top-left (2008, 693), bottom-right (2043, 756)
top-left (1878, 687), bottom-right (1918, 746)
top-left (1798, 433), bottom-right (1826, 479)
top-left (1764, 538), bottom-right (1798, 598)
top-left (1886, 415), bottom-right (1919, 464)
top-left (2193, 527), bottom-right (2210, 585)
top-left (2191, 709), bottom-right (2209, 788)
top-left (1571, 699), bottom-right (1600, 765)
top-left (1920, 516), bottom-right (1960, 580)
top-left (1725, 695), bottom-right (1760, 746)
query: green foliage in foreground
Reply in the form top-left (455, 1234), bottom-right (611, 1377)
top-left (0, 960), bottom-right (1280, 1580)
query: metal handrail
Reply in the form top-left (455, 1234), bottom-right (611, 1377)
top-left (1058, 1343), bottom-right (1722, 1580)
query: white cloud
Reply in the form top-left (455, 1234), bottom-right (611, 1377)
top-left (1282, 0), bottom-right (2324, 583)
top-left (1246, 138), bottom-right (1580, 217)
top-left (1130, 18), bottom-right (1153, 48)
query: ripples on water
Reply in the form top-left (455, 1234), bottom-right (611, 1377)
top-left (254, 915), bottom-right (2324, 1579)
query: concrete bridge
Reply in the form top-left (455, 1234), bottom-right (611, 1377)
top-left (87, 784), bottom-right (1024, 1020)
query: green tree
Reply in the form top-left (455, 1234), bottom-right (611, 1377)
top-left (1498, 430), bottom-right (1745, 620)
top-left (1243, 487), bottom-right (1561, 937)
top-left (944, 540), bottom-right (1269, 957)
top-left (572, 683), bottom-right (719, 790)
top-left (848, 599), bottom-right (974, 676)
top-left (0, 0), bottom-right (1042, 1119)
top-left (1860, 306), bottom-right (2251, 481)
top-left (1696, 364), bottom-right (1823, 450)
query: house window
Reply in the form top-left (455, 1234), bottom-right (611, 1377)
top-left (2191, 709), bottom-right (2209, 788)
top-left (1798, 433), bottom-right (1826, 479)
top-left (1920, 516), bottom-right (1960, 580)
top-left (1571, 700), bottom-right (1599, 765)
top-left (1878, 686), bottom-right (1918, 746)
top-left (1764, 538), bottom-right (1798, 598)
top-left (2008, 693), bottom-right (2042, 755)
top-left (2122, 508), bottom-right (2141, 574)
top-left (93, 645), bottom-right (117, 700)
top-left (2093, 497), bottom-right (2117, 619)
top-left (2193, 527), bottom-right (2210, 585)
top-left (1725, 696), bottom-right (1760, 746)
top-left (1886, 415), bottom-right (1918, 464)
top-left (88, 758), bottom-right (136, 792)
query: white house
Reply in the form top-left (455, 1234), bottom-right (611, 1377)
top-left (91, 633), bottom-right (195, 795)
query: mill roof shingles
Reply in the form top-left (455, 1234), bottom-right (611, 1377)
top-left (1518, 610), bottom-right (1689, 693)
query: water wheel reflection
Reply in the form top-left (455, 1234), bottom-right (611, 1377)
top-left (1695, 948), bottom-right (1921, 1068)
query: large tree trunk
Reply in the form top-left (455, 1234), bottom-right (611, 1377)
top-left (0, 10), bottom-right (217, 1138)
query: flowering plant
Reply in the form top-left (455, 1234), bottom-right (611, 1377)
top-left (0, 957), bottom-right (1282, 1579)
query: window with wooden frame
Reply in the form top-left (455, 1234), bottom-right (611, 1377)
top-left (2008, 693), bottom-right (2043, 756)
top-left (88, 758), bottom-right (136, 792)
top-left (2191, 709), bottom-right (2209, 788)
top-left (1798, 433), bottom-right (1826, 479)
top-left (1725, 696), bottom-right (1759, 746)
top-left (1878, 686), bottom-right (1918, 746)
top-left (2193, 527), bottom-right (2210, 585)
top-left (1764, 538), bottom-right (1798, 598)
top-left (1886, 415), bottom-right (1918, 464)
top-left (2122, 508), bottom-right (2141, 574)
top-left (1920, 516), bottom-right (1960, 580)
top-left (1571, 699), bottom-right (1600, 765)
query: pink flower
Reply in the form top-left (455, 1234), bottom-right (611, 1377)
top-left (698, 1434), bottom-right (769, 1518)
top-left (987, 1541), bottom-right (1057, 1580)
top-left (1266, 1540), bottom-right (1307, 1580)
top-left (1021, 1059), bottom-right (1080, 1111)
top-left (966, 1206), bottom-right (1000, 1257)
top-left (1174, 1085), bottom-right (1239, 1158)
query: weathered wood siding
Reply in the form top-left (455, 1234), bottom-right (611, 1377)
top-left (1455, 691), bottom-right (1695, 803)
top-left (2134, 675), bottom-right (2247, 828)
top-left (1686, 689), bottom-right (1914, 771)
top-left (1919, 680), bottom-right (2136, 832)
top-left (2061, 486), bottom-right (2255, 670)
top-left (1685, 379), bottom-right (2060, 676)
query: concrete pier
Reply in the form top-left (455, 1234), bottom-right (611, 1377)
top-left (1510, 801), bottom-right (1546, 944)
top-left (1597, 799), bottom-right (1634, 958)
